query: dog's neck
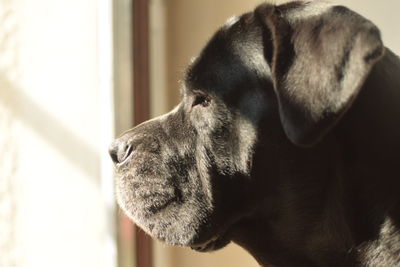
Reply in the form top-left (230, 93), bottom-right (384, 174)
top-left (230, 49), bottom-right (400, 267)
top-left (231, 138), bottom-right (355, 266)
top-left (335, 48), bottom-right (400, 216)
top-left (337, 48), bottom-right (400, 160)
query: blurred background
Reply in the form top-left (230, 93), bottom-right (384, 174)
top-left (0, 0), bottom-right (399, 267)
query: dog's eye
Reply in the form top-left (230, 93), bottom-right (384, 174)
top-left (192, 95), bottom-right (211, 107)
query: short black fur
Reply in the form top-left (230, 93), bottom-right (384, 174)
top-left (110, 1), bottom-right (400, 266)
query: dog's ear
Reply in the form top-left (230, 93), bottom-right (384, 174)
top-left (255, 2), bottom-right (384, 146)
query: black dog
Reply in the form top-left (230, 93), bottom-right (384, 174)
top-left (109, 1), bottom-right (400, 266)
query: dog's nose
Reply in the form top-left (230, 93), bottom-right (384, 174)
top-left (109, 140), bottom-right (134, 165)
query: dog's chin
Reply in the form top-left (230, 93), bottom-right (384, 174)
top-left (116, 168), bottom-right (221, 247)
top-left (118, 193), bottom-right (223, 247)
top-left (115, 149), bottom-right (238, 249)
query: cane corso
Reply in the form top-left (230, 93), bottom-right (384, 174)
top-left (109, 1), bottom-right (400, 266)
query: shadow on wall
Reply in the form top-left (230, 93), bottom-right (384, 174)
top-left (0, 73), bottom-right (100, 183)
top-left (1, 2), bottom-right (115, 266)
top-left (0, 7), bottom-right (101, 261)
top-left (0, 94), bottom-right (18, 267)
top-left (0, 2), bottom-right (100, 182)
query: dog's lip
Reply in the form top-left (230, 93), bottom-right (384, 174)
top-left (191, 236), bottom-right (218, 248)
top-left (190, 236), bottom-right (219, 250)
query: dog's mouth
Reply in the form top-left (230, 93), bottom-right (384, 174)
top-left (190, 237), bottom-right (219, 252)
top-left (190, 233), bottom-right (231, 252)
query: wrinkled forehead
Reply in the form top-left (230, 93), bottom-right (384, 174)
top-left (183, 12), bottom-right (267, 99)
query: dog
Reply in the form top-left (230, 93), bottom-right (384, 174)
top-left (109, 1), bottom-right (400, 266)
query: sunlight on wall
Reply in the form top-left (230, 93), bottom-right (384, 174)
top-left (0, 0), bottom-right (117, 266)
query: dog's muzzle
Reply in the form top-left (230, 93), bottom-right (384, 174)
top-left (109, 139), bottom-right (134, 166)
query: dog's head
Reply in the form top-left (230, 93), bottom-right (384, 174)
top-left (110, 1), bottom-right (384, 251)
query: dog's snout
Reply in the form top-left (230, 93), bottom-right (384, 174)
top-left (109, 140), bottom-right (134, 165)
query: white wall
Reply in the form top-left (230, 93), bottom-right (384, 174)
top-left (0, 0), bottom-right (117, 266)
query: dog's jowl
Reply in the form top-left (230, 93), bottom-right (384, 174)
top-left (109, 1), bottom-right (400, 266)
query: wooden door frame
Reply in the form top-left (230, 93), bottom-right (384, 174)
top-left (133, 0), bottom-right (152, 267)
